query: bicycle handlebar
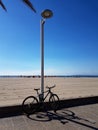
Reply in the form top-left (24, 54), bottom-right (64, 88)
top-left (34, 85), bottom-right (56, 93)
top-left (46, 85), bottom-right (56, 90)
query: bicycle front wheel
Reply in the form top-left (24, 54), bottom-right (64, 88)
top-left (22, 96), bottom-right (38, 115)
top-left (49, 94), bottom-right (59, 112)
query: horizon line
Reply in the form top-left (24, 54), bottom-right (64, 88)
top-left (0, 74), bottom-right (98, 78)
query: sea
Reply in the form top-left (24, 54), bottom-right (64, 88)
top-left (0, 75), bottom-right (98, 78)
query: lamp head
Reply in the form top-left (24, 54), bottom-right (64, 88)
top-left (41, 9), bottom-right (53, 19)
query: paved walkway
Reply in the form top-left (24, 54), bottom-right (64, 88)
top-left (0, 103), bottom-right (98, 130)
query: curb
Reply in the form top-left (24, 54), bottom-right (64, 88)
top-left (0, 96), bottom-right (98, 118)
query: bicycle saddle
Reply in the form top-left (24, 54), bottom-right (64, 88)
top-left (34, 88), bottom-right (40, 91)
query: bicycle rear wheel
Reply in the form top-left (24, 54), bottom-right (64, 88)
top-left (22, 96), bottom-right (38, 115)
top-left (49, 94), bottom-right (60, 112)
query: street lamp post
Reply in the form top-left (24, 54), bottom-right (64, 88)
top-left (40, 18), bottom-right (45, 101)
top-left (40, 9), bottom-right (53, 100)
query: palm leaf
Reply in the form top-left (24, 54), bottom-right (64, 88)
top-left (0, 0), bottom-right (36, 13)
top-left (23, 0), bottom-right (36, 13)
top-left (0, 0), bottom-right (7, 11)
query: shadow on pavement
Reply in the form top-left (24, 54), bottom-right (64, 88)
top-left (0, 96), bottom-right (98, 118)
top-left (28, 109), bottom-right (98, 130)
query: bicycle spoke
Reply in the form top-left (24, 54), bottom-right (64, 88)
top-left (49, 94), bottom-right (59, 112)
top-left (22, 96), bottom-right (38, 115)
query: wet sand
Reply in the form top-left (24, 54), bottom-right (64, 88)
top-left (0, 77), bottom-right (98, 107)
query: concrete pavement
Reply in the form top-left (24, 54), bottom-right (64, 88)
top-left (0, 103), bottom-right (98, 130)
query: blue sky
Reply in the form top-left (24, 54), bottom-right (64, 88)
top-left (0, 0), bottom-right (98, 75)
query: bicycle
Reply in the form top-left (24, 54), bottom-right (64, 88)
top-left (22, 85), bottom-right (59, 115)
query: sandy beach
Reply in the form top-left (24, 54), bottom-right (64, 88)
top-left (0, 77), bottom-right (98, 107)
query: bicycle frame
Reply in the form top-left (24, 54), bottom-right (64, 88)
top-left (37, 89), bottom-right (53, 102)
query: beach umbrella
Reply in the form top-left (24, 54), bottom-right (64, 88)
top-left (0, 0), bottom-right (36, 12)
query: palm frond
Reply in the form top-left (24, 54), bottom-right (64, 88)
top-left (23, 0), bottom-right (36, 13)
top-left (0, 0), bottom-right (7, 11)
top-left (0, 0), bottom-right (36, 13)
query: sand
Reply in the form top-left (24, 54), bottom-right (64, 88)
top-left (0, 77), bottom-right (98, 107)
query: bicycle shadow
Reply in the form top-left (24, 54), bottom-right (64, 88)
top-left (27, 109), bottom-right (97, 130)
